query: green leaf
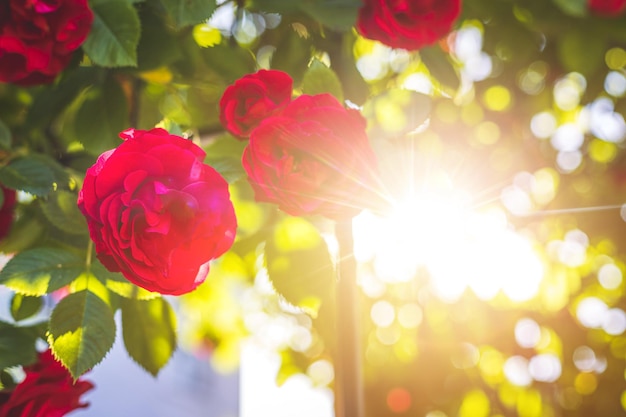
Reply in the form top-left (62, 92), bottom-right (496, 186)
top-left (82, 0), bottom-right (141, 67)
top-left (29, 154), bottom-right (72, 190)
top-left (302, 59), bottom-right (344, 102)
top-left (300, 0), bottom-right (361, 32)
top-left (27, 68), bottom-right (100, 129)
top-left (0, 157), bottom-right (55, 196)
top-left (0, 248), bottom-right (84, 296)
top-left (420, 46), bottom-right (460, 94)
top-left (0, 215), bottom-right (45, 254)
top-left (40, 190), bottom-right (88, 236)
top-left (248, 0), bottom-right (300, 13)
top-left (552, 0), bottom-right (587, 17)
top-left (105, 280), bottom-right (160, 300)
top-left (0, 120), bottom-right (11, 149)
top-left (206, 158), bottom-right (246, 184)
top-left (136, 7), bottom-right (182, 70)
top-left (204, 136), bottom-right (248, 184)
top-left (121, 297), bottom-right (177, 376)
top-left (160, 0), bottom-right (217, 28)
top-left (47, 290), bottom-right (116, 379)
top-left (0, 322), bottom-right (38, 369)
top-left (74, 78), bottom-right (129, 155)
top-left (271, 31), bottom-right (312, 86)
top-left (91, 259), bottom-right (127, 283)
top-left (265, 217), bottom-right (335, 317)
top-left (1, 369), bottom-right (17, 390)
top-left (10, 294), bottom-right (43, 322)
top-left (90, 259), bottom-right (159, 300)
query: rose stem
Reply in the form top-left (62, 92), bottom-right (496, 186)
top-left (335, 219), bottom-right (365, 417)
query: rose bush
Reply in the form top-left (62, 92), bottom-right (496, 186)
top-left (243, 93), bottom-right (380, 220)
top-left (0, 186), bottom-right (16, 240)
top-left (0, 0), bottom-right (93, 85)
top-left (78, 128), bottom-right (237, 295)
top-left (589, 0), bottom-right (626, 15)
top-left (219, 69), bottom-right (293, 139)
top-left (356, 0), bottom-right (461, 51)
top-left (0, 349), bottom-right (93, 417)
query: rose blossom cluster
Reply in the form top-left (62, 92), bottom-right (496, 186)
top-left (78, 128), bottom-right (237, 295)
top-left (356, 0), bottom-right (462, 51)
top-left (0, 350), bottom-right (93, 417)
top-left (220, 70), bottom-right (381, 220)
top-left (0, 0), bottom-right (93, 85)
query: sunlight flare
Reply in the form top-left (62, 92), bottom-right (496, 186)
top-left (353, 187), bottom-right (545, 302)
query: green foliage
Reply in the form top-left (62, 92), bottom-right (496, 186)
top-left (558, 29), bottom-right (606, 76)
top-left (136, 7), bottom-right (183, 71)
top-left (90, 259), bottom-right (159, 300)
top-left (270, 29), bottom-right (312, 85)
top-left (0, 322), bottom-right (39, 369)
top-left (302, 58), bottom-right (344, 102)
top-left (0, 214), bottom-right (45, 254)
top-left (40, 190), bottom-right (88, 236)
top-left (0, 248), bottom-right (83, 296)
top-left (0, 157), bottom-right (55, 196)
top-left (0, 120), bottom-right (11, 150)
top-left (73, 78), bottom-right (129, 155)
top-left (265, 216), bottom-right (335, 317)
top-left (251, 0), bottom-right (361, 31)
top-left (204, 135), bottom-right (248, 184)
top-left (10, 294), bottom-right (43, 322)
top-left (121, 297), bottom-right (177, 376)
top-left (47, 290), bottom-right (116, 379)
top-left (300, 0), bottom-right (361, 31)
top-left (160, 0), bottom-right (217, 28)
top-left (419, 46), bottom-right (460, 93)
top-left (26, 68), bottom-right (100, 129)
top-left (83, 0), bottom-right (141, 67)
top-left (552, 0), bottom-right (587, 17)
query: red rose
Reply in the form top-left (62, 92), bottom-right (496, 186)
top-left (0, 349), bottom-right (93, 417)
top-left (243, 93), bottom-right (380, 220)
top-left (0, 0), bottom-right (93, 86)
top-left (0, 186), bottom-right (16, 240)
top-left (589, 0), bottom-right (626, 15)
top-left (356, 0), bottom-right (461, 51)
top-left (78, 128), bottom-right (237, 295)
top-left (219, 70), bottom-right (293, 139)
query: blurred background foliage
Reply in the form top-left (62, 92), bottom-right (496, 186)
top-left (3, 0), bottom-right (626, 416)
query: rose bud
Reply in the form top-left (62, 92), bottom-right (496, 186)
top-left (219, 69), bottom-right (293, 139)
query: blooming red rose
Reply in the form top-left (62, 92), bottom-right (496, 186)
top-left (589, 0), bottom-right (626, 15)
top-left (219, 69), bottom-right (293, 139)
top-left (0, 349), bottom-right (93, 417)
top-left (78, 128), bottom-right (237, 295)
top-left (243, 93), bottom-right (380, 220)
top-left (0, 186), bottom-right (16, 240)
top-left (0, 0), bottom-right (93, 86)
top-left (356, 0), bottom-right (461, 51)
